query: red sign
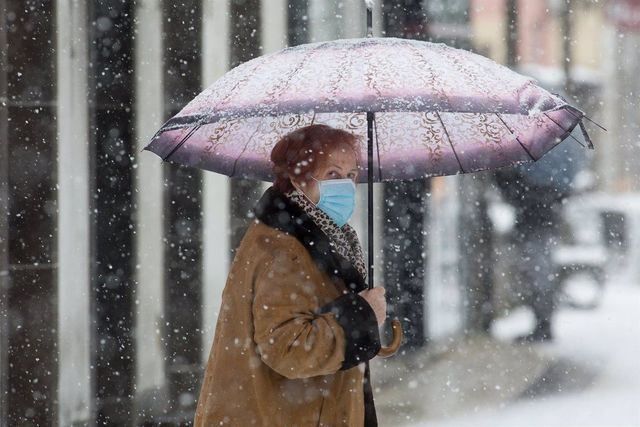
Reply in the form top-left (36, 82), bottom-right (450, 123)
top-left (606, 0), bottom-right (640, 32)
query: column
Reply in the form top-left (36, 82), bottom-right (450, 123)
top-left (228, 0), bottom-right (262, 252)
top-left (3, 0), bottom-right (58, 424)
top-left (201, 0), bottom-right (231, 362)
top-left (134, 0), bottom-right (167, 420)
top-left (459, 0), bottom-right (494, 333)
top-left (288, 0), bottom-right (309, 46)
top-left (57, 0), bottom-right (92, 424)
top-left (88, 1), bottom-right (137, 422)
top-left (425, 0), bottom-right (491, 335)
top-left (260, 0), bottom-right (288, 195)
top-left (341, 0), bottom-right (370, 275)
top-left (342, 0), bottom-right (366, 38)
top-left (427, 177), bottom-right (463, 339)
top-left (381, 0), bottom-right (430, 350)
top-left (162, 1), bottom-right (204, 421)
top-left (261, 0), bottom-right (287, 53)
top-left (0, 1), bottom-right (9, 422)
top-left (309, 0), bottom-right (342, 41)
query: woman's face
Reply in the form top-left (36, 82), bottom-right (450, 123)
top-left (292, 143), bottom-right (359, 204)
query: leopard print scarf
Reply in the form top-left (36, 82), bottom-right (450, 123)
top-left (286, 189), bottom-right (367, 282)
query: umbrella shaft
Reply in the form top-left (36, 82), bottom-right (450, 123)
top-left (367, 111), bottom-right (374, 289)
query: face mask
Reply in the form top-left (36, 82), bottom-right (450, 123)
top-left (311, 176), bottom-right (357, 227)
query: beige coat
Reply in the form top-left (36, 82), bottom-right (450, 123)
top-left (194, 187), bottom-right (380, 426)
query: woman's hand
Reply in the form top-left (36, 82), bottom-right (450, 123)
top-left (358, 287), bottom-right (387, 327)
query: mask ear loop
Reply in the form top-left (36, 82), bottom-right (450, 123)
top-left (290, 176), bottom-right (318, 206)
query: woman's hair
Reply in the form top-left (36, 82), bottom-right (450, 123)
top-left (271, 124), bottom-right (360, 193)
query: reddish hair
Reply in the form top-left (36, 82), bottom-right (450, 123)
top-left (271, 124), bottom-right (360, 193)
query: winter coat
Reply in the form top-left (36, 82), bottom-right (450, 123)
top-left (194, 186), bottom-right (381, 426)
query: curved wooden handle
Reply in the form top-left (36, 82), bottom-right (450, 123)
top-left (377, 318), bottom-right (403, 358)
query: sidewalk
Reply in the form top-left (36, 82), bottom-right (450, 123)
top-left (372, 331), bottom-right (551, 425)
top-left (373, 282), bottom-right (640, 427)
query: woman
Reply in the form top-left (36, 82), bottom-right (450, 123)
top-left (194, 124), bottom-right (387, 426)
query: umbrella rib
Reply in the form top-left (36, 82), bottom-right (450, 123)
top-left (578, 120), bottom-right (595, 149)
top-left (562, 109), bottom-right (600, 149)
top-left (564, 107), bottom-right (607, 132)
top-left (542, 112), bottom-right (587, 148)
top-left (435, 111), bottom-right (465, 174)
top-left (162, 125), bottom-right (201, 161)
top-left (229, 121), bottom-right (264, 178)
top-left (373, 113), bottom-right (382, 181)
top-left (581, 114), bottom-right (607, 132)
top-left (494, 113), bottom-right (536, 161)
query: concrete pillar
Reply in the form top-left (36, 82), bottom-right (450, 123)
top-left (133, 0), bottom-right (167, 419)
top-left (427, 177), bottom-right (463, 339)
top-left (3, 1), bottom-right (58, 424)
top-left (261, 0), bottom-right (287, 52)
top-left (309, 0), bottom-right (343, 41)
top-left (0, 2), bottom-right (8, 422)
top-left (88, 1), bottom-right (137, 422)
top-left (228, 0), bottom-right (263, 254)
top-left (342, 0), bottom-right (367, 38)
top-left (56, 0), bottom-right (92, 424)
top-left (381, 0), bottom-right (430, 350)
top-left (201, 0), bottom-right (231, 363)
top-left (260, 0), bottom-right (287, 200)
top-left (161, 1), bottom-right (204, 420)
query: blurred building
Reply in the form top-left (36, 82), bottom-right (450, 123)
top-left (471, 0), bottom-right (626, 191)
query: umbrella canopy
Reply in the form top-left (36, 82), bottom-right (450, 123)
top-left (145, 37), bottom-right (592, 182)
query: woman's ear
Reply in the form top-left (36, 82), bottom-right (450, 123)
top-left (290, 177), bottom-right (303, 192)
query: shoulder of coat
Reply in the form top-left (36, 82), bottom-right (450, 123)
top-left (249, 221), bottom-right (306, 255)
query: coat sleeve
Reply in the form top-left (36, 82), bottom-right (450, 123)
top-left (252, 242), bottom-right (381, 379)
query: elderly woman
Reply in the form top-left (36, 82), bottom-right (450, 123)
top-left (194, 124), bottom-right (387, 426)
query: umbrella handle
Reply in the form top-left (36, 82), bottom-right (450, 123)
top-left (377, 318), bottom-right (403, 358)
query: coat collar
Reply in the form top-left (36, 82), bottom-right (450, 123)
top-left (253, 186), bottom-right (368, 294)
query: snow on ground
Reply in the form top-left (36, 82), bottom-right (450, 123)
top-left (411, 281), bottom-right (640, 427)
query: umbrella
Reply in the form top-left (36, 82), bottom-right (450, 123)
top-left (145, 6), bottom-right (595, 356)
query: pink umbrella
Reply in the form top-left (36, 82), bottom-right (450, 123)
top-left (145, 25), bottom-right (596, 359)
top-left (145, 37), bottom-right (592, 183)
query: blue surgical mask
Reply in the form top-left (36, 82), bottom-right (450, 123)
top-left (311, 176), bottom-right (356, 227)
